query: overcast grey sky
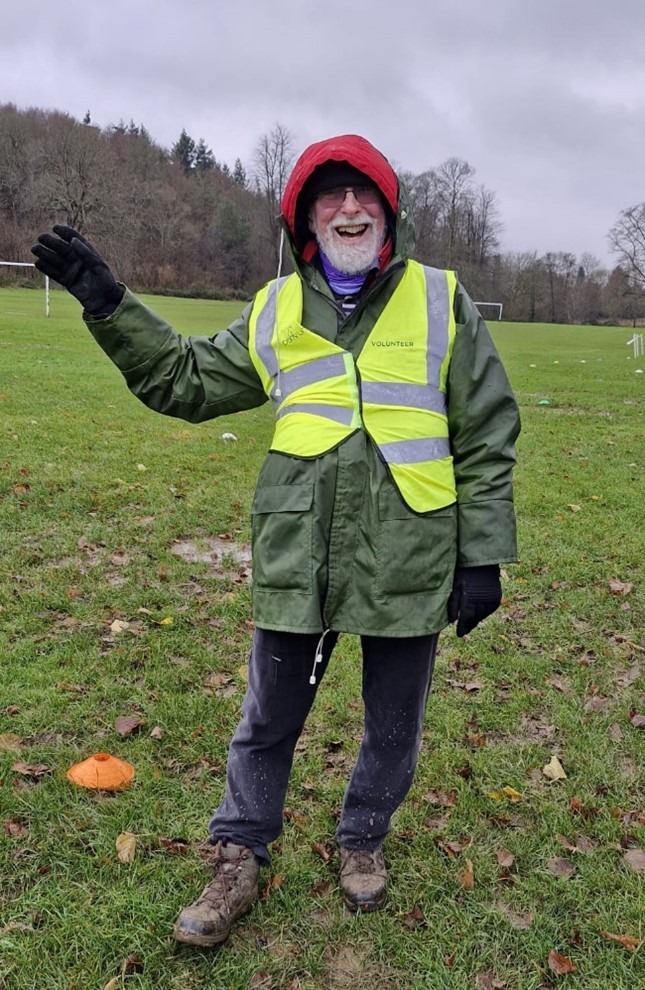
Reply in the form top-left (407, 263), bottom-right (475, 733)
top-left (2, 0), bottom-right (643, 265)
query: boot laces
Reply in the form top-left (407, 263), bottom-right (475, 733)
top-left (196, 842), bottom-right (248, 911)
top-left (343, 848), bottom-right (384, 874)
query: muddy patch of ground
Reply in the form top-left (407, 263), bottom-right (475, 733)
top-left (170, 536), bottom-right (252, 582)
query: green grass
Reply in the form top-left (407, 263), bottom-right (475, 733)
top-left (1, 288), bottom-right (643, 990)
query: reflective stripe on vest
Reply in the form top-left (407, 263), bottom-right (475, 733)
top-left (248, 260), bottom-right (457, 512)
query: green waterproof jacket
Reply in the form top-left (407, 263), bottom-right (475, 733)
top-left (84, 201), bottom-right (520, 637)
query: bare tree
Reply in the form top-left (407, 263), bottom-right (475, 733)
top-left (608, 204), bottom-right (645, 289)
top-left (35, 112), bottom-right (112, 232)
top-left (435, 157), bottom-right (475, 267)
top-left (401, 168), bottom-right (442, 264)
top-left (252, 123), bottom-right (294, 267)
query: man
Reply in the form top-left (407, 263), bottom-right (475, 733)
top-left (33, 133), bottom-right (520, 947)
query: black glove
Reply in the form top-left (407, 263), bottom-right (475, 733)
top-left (31, 225), bottom-right (123, 316)
top-left (447, 565), bottom-right (502, 637)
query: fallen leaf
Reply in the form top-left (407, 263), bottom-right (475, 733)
top-left (548, 950), bottom-right (576, 975)
top-left (570, 796), bottom-right (598, 818)
top-left (158, 836), bottom-right (190, 854)
top-left (311, 880), bottom-right (333, 897)
top-left (203, 671), bottom-right (234, 693)
top-left (0, 921), bottom-right (34, 934)
top-left (425, 790), bottom-right (458, 807)
top-left (149, 726), bottom-right (164, 740)
top-left (115, 832), bottom-right (137, 863)
top-left (109, 619), bottom-right (130, 635)
top-left (573, 833), bottom-right (596, 854)
top-left (556, 834), bottom-right (577, 853)
top-left (630, 713), bottom-right (645, 729)
top-left (446, 678), bottom-right (483, 692)
top-left (496, 848), bottom-right (515, 868)
top-left (261, 874), bottom-right (286, 898)
top-left (608, 579), bottom-right (633, 596)
top-left (283, 808), bottom-right (308, 828)
top-left (542, 755), bottom-right (567, 781)
top-left (11, 761), bottom-right (51, 778)
top-left (114, 715), bottom-right (143, 737)
top-left (312, 842), bottom-right (331, 864)
top-left (57, 682), bottom-right (86, 694)
top-left (103, 979), bottom-right (120, 990)
top-left (475, 972), bottom-right (506, 989)
top-left (120, 953), bottom-right (143, 976)
top-left (616, 664), bottom-right (641, 688)
top-left (403, 905), bottom-right (426, 929)
top-left (159, 616), bottom-right (173, 626)
top-left (425, 814), bottom-right (451, 831)
top-left (609, 723), bottom-right (623, 741)
top-left (567, 504), bottom-right (581, 512)
top-left (599, 930), bottom-right (642, 951)
top-left (458, 858), bottom-right (475, 890)
top-left (0, 733), bottom-right (22, 751)
top-left (466, 732), bottom-right (487, 747)
top-left (497, 902), bottom-right (534, 930)
top-left (436, 839), bottom-right (470, 858)
top-left (547, 857), bottom-right (576, 878)
top-left (624, 849), bottom-right (645, 872)
top-left (249, 973), bottom-right (272, 989)
top-left (584, 696), bottom-right (610, 713)
top-left (488, 786), bottom-right (524, 803)
top-left (3, 820), bottom-right (27, 838)
top-left (237, 664), bottom-right (249, 681)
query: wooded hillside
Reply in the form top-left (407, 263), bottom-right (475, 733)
top-left (1, 104), bottom-right (642, 322)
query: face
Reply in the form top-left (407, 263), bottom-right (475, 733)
top-left (308, 185), bottom-right (387, 275)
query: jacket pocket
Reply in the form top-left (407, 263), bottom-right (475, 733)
top-left (251, 484), bottom-right (314, 593)
top-left (376, 491), bottom-right (457, 597)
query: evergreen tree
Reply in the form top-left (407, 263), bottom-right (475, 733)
top-left (194, 138), bottom-right (216, 172)
top-left (171, 129), bottom-right (196, 173)
top-left (83, 110), bottom-right (91, 125)
top-left (233, 158), bottom-right (247, 187)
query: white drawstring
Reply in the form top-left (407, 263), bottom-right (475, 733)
top-left (309, 628), bottom-right (330, 685)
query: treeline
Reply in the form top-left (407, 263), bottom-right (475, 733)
top-left (0, 104), bottom-right (643, 323)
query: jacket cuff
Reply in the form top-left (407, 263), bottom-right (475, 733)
top-left (457, 499), bottom-right (518, 566)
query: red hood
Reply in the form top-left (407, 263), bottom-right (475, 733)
top-left (281, 134), bottom-right (399, 241)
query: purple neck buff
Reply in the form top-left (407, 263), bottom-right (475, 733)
top-left (319, 250), bottom-right (377, 296)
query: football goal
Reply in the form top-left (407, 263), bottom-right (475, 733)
top-left (0, 261), bottom-right (50, 316)
top-left (474, 301), bottom-right (503, 321)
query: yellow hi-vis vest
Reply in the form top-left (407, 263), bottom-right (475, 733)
top-left (248, 260), bottom-right (458, 513)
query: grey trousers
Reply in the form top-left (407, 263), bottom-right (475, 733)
top-left (208, 628), bottom-right (438, 864)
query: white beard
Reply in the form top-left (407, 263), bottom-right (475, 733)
top-left (312, 214), bottom-right (385, 275)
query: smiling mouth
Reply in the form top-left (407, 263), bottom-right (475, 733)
top-left (335, 224), bottom-right (369, 238)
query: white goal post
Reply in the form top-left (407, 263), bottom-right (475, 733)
top-left (474, 301), bottom-right (503, 321)
top-left (0, 261), bottom-right (50, 316)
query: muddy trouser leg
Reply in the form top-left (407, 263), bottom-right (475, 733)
top-left (208, 628), bottom-right (338, 865)
top-left (336, 633), bottom-right (438, 850)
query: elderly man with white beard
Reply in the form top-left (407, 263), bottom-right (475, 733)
top-left (32, 134), bottom-right (520, 947)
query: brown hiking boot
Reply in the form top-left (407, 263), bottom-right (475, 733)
top-left (339, 847), bottom-right (387, 912)
top-left (173, 841), bottom-right (259, 947)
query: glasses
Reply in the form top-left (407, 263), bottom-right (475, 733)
top-left (315, 185), bottom-right (381, 208)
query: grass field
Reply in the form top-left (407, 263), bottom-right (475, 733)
top-left (0, 287), bottom-right (643, 990)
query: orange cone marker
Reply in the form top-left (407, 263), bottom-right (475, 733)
top-left (66, 752), bottom-right (135, 791)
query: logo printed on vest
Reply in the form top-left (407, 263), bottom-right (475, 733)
top-left (371, 340), bottom-right (414, 348)
top-left (281, 326), bottom-right (304, 346)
